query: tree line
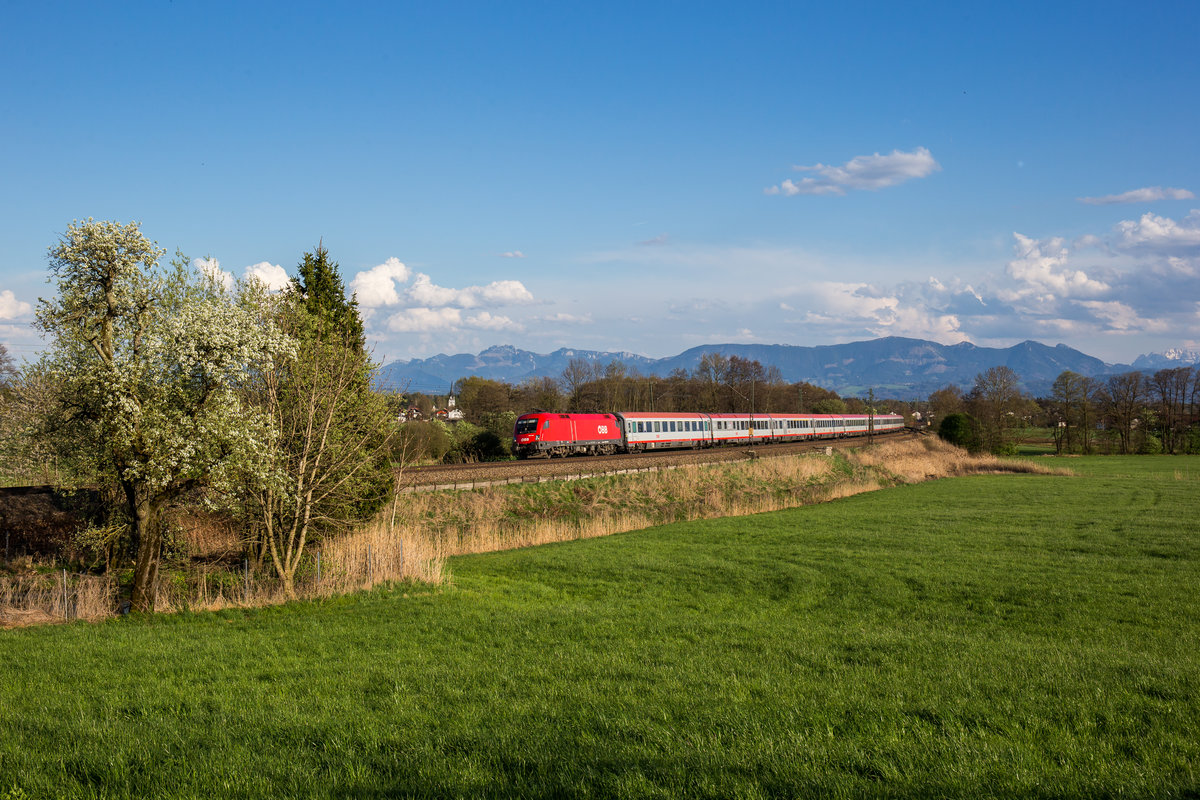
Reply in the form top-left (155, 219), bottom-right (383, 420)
top-left (933, 365), bottom-right (1200, 455)
top-left (390, 353), bottom-right (911, 463)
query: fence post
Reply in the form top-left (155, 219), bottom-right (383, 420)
top-left (367, 543), bottom-right (373, 583)
top-left (62, 569), bottom-right (68, 621)
top-left (243, 558), bottom-right (250, 602)
top-left (400, 539), bottom-right (405, 576)
top-left (316, 550), bottom-right (321, 588)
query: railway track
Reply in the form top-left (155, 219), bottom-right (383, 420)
top-left (401, 429), bottom-right (915, 489)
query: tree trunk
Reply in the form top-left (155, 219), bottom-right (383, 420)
top-left (129, 492), bottom-right (162, 612)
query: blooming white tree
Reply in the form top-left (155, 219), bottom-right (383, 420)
top-left (37, 220), bottom-right (294, 611)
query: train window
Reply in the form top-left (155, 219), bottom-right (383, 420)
top-left (543, 420), bottom-right (550, 429)
top-left (654, 421), bottom-right (661, 432)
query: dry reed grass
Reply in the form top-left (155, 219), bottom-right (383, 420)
top-left (0, 572), bottom-right (114, 628)
top-left (846, 435), bottom-right (1063, 482)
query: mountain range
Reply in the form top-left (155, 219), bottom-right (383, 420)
top-left (376, 337), bottom-right (1199, 398)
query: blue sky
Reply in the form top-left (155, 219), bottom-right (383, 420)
top-left (3, 1), bottom-right (1199, 367)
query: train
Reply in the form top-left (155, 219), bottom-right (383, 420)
top-left (512, 410), bottom-right (906, 458)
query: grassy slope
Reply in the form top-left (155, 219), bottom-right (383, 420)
top-left (1, 456), bottom-right (1198, 798)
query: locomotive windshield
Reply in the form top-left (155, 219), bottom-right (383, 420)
top-left (515, 418), bottom-right (538, 433)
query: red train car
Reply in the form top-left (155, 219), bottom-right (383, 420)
top-left (513, 412), bottom-right (623, 458)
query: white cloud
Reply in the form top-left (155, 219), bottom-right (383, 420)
top-left (386, 307), bottom-right (463, 332)
top-left (1002, 233), bottom-right (1109, 301)
top-left (351, 259), bottom-right (534, 312)
top-left (385, 307), bottom-right (520, 333)
top-left (1114, 209), bottom-right (1200, 252)
top-left (0, 289), bottom-right (32, 320)
top-left (1079, 186), bottom-right (1194, 205)
top-left (766, 147), bottom-right (940, 196)
top-left (807, 281), bottom-right (899, 318)
top-left (499, 251), bottom-right (525, 258)
top-left (193, 257), bottom-right (234, 291)
top-left (351, 257), bottom-right (412, 308)
top-left (465, 311), bottom-right (519, 331)
top-left (538, 312), bottom-right (593, 324)
top-left (406, 273), bottom-right (461, 307)
top-left (1073, 300), bottom-right (1169, 333)
top-left (407, 274), bottom-right (534, 308)
top-left (473, 279), bottom-right (535, 306)
top-left (798, 281), bottom-right (967, 344)
top-left (244, 261), bottom-right (290, 291)
top-left (638, 233), bottom-right (670, 246)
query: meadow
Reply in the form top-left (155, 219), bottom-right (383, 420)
top-left (0, 454), bottom-right (1197, 798)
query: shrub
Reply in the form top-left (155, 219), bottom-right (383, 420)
top-left (938, 412), bottom-right (982, 453)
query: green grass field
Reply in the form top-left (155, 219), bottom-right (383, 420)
top-left (2, 456), bottom-right (1198, 798)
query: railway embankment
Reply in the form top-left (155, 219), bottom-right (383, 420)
top-left (385, 435), bottom-right (1060, 564)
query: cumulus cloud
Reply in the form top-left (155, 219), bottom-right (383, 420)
top-left (385, 307), bottom-right (519, 333)
top-left (347, 254), bottom-right (536, 340)
top-left (0, 289), bottom-right (32, 320)
top-left (1114, 209), bottom-right (1200, 253)
top-left (766, 147), bottom-right (940, 196)
top-left (465, 311), bottom-right (519, 330)
top-left (405, 274), bottom-right (534, 309)
top-left (1079, 186), bottom-right (1194, 205)
top-left (1002, 233), bottom-right (1109, 301)
top-left (244, 262), bottom-right (290, 291)
top-left (1073, 300), bottom-right (1169, 333)
top-left (351, 258), bottom-right (534, 313)
top-left (386, 307), bottom-right (462, 332)
top-left (351, 257), bottom-right (412, 308)
top-left (193, 257), bottom-right (234, 291)
top-left (798, 281), bottom-right (967, 344)
top-left (193, 257), bottom-right (294, 292)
